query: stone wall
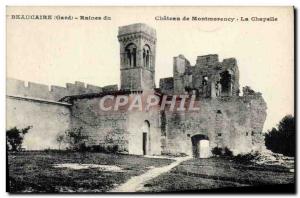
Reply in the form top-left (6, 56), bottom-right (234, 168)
top-left (118, 23), bottom-right (156, 91)
top-left (162, 94), bottom-right (267, 156)
top-left (7, 78), bottom-right (117, 101)
top-left (6, 96), bottom-right (71, 150)
top-left (126, 107), bottom-right (162, 155)
top-left (70, 97), bottom-right (129, 152)
top-left (159, 77), bottom-right (174, 95)
top-left (162, 54), bottom-right (240, 97)
top-left (69, 92), bottom-right (162, 155)
top-left (120, 69), bottom-right (142, 91)
top-left (6, 77), bottom-right (118, 150)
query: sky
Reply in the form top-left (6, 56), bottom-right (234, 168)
top-left (7, 6), bottom-right (294, 131)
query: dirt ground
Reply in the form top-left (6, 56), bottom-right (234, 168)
top-left (140, 157), bottom-right (295, 192)
top-left (7, 151), bottom-right (173, 192)
top-left (7, 151), bottom-right (295, 193)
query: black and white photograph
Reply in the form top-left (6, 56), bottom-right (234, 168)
top-left (5, 6), bottom-right (295, 193)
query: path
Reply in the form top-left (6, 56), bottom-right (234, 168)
top-left (110, 156), bottom-right (191, 192)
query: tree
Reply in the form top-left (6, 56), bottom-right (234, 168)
top-left (265, 115), bottom-right (295, 156)
top-left (56, 134), bottom-right (65, 150)
top-left (6, 126), bottom-right (32, 151)
top-left (64, 127), bottom-right (88, 151)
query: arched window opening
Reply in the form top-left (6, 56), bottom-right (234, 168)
top-left (143, 45), bottom-right (151, 68)
top-left (146, 50), bottom-right (150, 68)
top-left (143, 49), bottom-right (146, 67)
top-left (202, 76), bottom-right (209, 97)
top-left (125, 43), bottom-right (137, 67)
top-left (126, 49), bottom-right (131, 66)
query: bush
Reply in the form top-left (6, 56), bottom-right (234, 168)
top-left (106, 145), bottom-right (119, 153)
top-left (265, 115), bottom-right (295, 156)
top-left (224, 147), bottom-right (233, 157)
top-left (44, 148), bottom-right (66, 154)
top-left (233, 151), bottom-right (260, 163)
top-left (162, 152), bottom-right (188, 157)
top-left (64, 127), bottom-right (89, 151)
top-left (90, 145), bottom-right (106, 152)
top-left (212, 147), bottom-right (223, 156)
top-left (6, 126), bottom-right (32, 151)
top-left (81, 144), bottom-right (119, 154)
top-left (211, 147), bottom-right (233, 158)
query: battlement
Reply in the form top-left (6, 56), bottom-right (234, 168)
top-left (7, 78), bottom-right (118, 102)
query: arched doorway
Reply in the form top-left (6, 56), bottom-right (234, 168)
top-left (191, 134), bottom-right (210, 158)
top-left (142, 120), bottom-right (150, 155)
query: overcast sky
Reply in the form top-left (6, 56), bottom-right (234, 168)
top-left (7, 6), bottom-right (294, 131)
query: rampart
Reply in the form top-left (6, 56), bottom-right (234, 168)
top-left (7, 78), bottom-right (118, 101)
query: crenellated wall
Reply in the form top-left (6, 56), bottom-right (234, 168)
top-left (6, 77), bottom-right (118, 150)
top-left (7, 78), bottom-right (118, 101)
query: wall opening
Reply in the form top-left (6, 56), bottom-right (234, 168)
top-left (142, 120), bottom-right (150, 155)
top-left (143, 133), bottom-right (147, 155)
top-left (220, 70), bottom-right (232, 96)
top-left (143, 45), bottom-right (151, 68)
top-left (191, 134), bottom-right (210, 158)
top-left (125, 43), bottom-right (137, 67)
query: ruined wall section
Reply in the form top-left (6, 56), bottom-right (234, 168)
top-left (162, 90), bottom-right (267, 156)
top-left (243, 86), bottom-right (267, 150)
top-left (7, 78), bottom-right (117, 101)
top-left (173, 55), bottom-right (191, 94)
top-left (159, 77), bottom-right (174, 95)
top-left (168, 54), bottom-right (240, 97)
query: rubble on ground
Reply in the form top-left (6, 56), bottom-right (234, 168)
top-left (252, 149), bottom-right (294, 171)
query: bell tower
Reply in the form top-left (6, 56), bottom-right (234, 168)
top-left (118, 23), bottom-right (156, 91)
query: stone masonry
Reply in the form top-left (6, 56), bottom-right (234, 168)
top-left (6, 23), bottom-right (267, 157)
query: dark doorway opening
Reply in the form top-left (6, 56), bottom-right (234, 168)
top-left (143, 132), bottom-right (147, 155)
top-left (191, 134), bottom-right (210, 158)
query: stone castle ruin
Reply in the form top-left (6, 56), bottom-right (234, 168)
top-left (7, 23), bottom-right (267, 157)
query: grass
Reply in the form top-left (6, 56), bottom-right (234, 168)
top-left (7, 151), bottom-right (295, 193)
top-left (7, 151), bottom-right (174, 193)
top-left (141, 157), bottom-right (295, 192)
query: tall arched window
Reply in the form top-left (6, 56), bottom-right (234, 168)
top-left (143, 45), bottom-right (151, 68)
top-left (125, 43), bottom-right (137, 67)
top-left (143, 49), bottom-right (146, 67)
